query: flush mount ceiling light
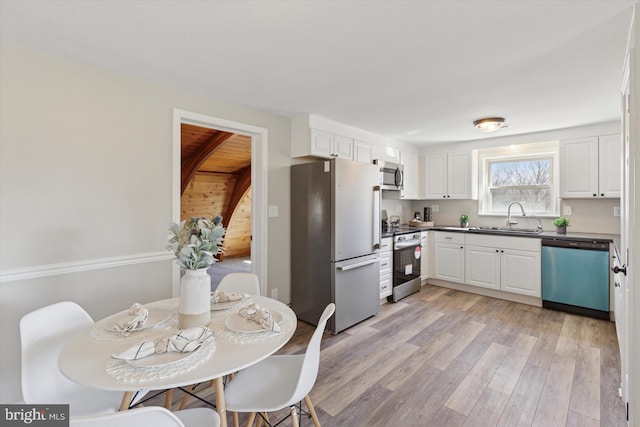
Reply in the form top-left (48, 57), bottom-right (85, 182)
top-left (473, 117), bottom-right (507, 132)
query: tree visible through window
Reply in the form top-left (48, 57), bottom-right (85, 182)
top-left (488, 157), bottom-right (552, 213)
top-left (478, 141), bottom-right (559, 216)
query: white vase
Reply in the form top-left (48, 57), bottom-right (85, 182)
top-left (179, 268), bottom-right (211, 329)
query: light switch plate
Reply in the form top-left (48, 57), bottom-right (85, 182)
top-left (432, 205), bottom-right (439, 213)
top-left (268, 205), bottom-right (279, 217)
top-left (563, 205), bottom-right (572, 215)
top-left (614, 206), bottom-right (621, 217)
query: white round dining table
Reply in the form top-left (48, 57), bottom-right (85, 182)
top-left (58, 295), bottom-right (296, 427)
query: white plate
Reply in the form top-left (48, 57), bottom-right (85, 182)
top-left (111, 308), bottom-right (173, 332)
top-left (211, 299), bottom-right (244, 311)
top-left (126, 344), bottom-right (203, 368)
top-left (225, 311), bottom-right (282, 333)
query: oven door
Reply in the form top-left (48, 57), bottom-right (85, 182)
top-left (393, 243), bottom-right (421, 287)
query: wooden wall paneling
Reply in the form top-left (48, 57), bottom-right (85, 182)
top-left (181, 172), bottom-right (235, 220)
top-left (223, 190), bottom-right (252, 257)
top-left (181, 172), bottom-right (252, 258)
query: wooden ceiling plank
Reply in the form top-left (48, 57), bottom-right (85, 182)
top-left (181, 131), bottom-right (234, 194)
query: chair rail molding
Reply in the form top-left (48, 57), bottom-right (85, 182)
top-left (0, 251), bottom-right (172, 283)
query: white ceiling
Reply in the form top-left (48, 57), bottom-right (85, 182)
top-left (0, 1), bottom-right (635, 146)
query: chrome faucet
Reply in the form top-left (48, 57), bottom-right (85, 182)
top-left (529, 213), bottom-right (543, 230)
top-left (507, 202), bottom-right (526, 226)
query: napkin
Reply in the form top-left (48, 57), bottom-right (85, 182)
top-left (112, 326), bottom-right (214, 361)
top-left (113, 303), bottom-right (149, 334)
top-left (238, 304), bottom-right (281, 333)
top-left (211, 290), bottom-right (248, 304)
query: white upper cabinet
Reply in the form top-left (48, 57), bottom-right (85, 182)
top-left (354, 140), bottom-right (373, 164)
top-left (292, 114), bottom-right (375, 163)
top-left (560, 134), bottom-right (621, 198)
top-left (372, 145), bottom-right (401, 164)
top-left (424, 152), bottom-right (471, 199)
top-left (401, 154), bottom-right (421, 199)
top-left (598, 134), bottom-right (622, 197)
top-left (297, 128), bottom-right (353, 160)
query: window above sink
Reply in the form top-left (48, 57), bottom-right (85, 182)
top-left (477, 141), bottom-right (560, 217)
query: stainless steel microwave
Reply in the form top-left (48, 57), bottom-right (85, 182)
top-left (373, 159), bottom-right (404, 190)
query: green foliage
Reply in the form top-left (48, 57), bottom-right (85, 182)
top-left (552, 216), bottom-right (570, 227)
top-left (167, 217), bottom-right (225, 270)
top-left (459, 214), bottom-right (469, 223)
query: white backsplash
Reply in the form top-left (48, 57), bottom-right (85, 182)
top-left (410, 198), bottom-right (621, 235)
top-left (380, 196), bottom-right (414, 225)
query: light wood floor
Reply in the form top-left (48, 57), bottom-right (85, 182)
top-left (152, 284), bottom-right (627, 426)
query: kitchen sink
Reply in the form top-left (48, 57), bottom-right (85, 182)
top-left (469, 226), bottom-right (543, 235)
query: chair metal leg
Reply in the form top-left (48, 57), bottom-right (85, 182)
top-left (304, 395), bottom-right (321, 427)
top-left (290, 406), bottom-right (299, 427)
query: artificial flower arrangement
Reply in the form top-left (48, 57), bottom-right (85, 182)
top-left (168, 216), bottom-right (225, 270)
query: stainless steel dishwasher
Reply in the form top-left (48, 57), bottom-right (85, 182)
top-left (541, 239), bottom-right (610, 320)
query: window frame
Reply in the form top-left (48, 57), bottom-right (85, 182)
top-left (477, 141), bottom-right (560, 217)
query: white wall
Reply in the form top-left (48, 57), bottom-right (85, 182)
top-left (0, 41), bottom-right (293, 402)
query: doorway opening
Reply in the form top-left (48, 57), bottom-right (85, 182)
top-left (172, 109), bottom-right (268, 296)
top-left (180, 125), bottom-right (252, 289)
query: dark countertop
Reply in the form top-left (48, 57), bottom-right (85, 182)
top-left (381, 224), bottom-right (620, 250)
top-left (429, 225), bottom-right (618, 243)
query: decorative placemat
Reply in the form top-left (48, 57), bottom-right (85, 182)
top-left (211, 309), bottom-right (296, 344)
top-left (90, 314), bottom-right (177, 342)
top-left (105, 339), bottom-right (215, 383)
top-left (210, 297), bottom-right (252, 319)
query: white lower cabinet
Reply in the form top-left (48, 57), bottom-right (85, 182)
top-left (434, 232), bottom-right (465, 284)
top-left (379, 237), bottom-right (393, 298)
top-left (501, 249), bottom-right (541, 296)
top-left (465, 234), bottom-right (541, 297)
top-left (420, 231), bottom-right (430, 281)
top-left (465, 245), bottom-right (501, 290)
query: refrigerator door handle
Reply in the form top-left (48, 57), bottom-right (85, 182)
top-left (373, 185), bottom-right (381, 249)
top-left (337, 258), bottom-right (379, 271)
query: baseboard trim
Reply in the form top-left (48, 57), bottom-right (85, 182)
top-left (426, 278), bottom-right (542, 307)
top-left (0, 251), bottom-right (173, 283)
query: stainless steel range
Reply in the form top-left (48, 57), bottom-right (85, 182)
top-left (390, 230), bottom-right (422, 302)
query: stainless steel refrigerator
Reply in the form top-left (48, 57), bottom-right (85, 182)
top-left (291, 158), bottom-right (381, 333)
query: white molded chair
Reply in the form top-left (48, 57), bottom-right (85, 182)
top-left (224, 303), bottom-right (336, 427)
top-left (216, 272), bottom-right (261, 295)
top-left (70, 406), bottom-right (220, 427)
top-left (20, 301), bottom-right (144, 416)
